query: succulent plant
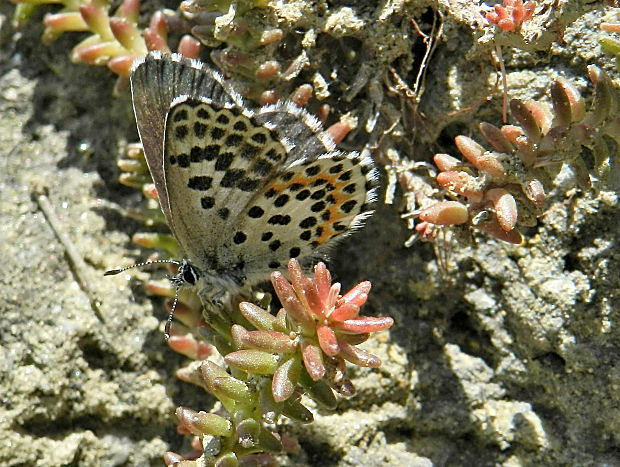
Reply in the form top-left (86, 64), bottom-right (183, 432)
top-left (485, 0), bottom-right (537, 32)
top-left (12, 0), bottom-right (201, 93)
top-left (419, 66), bottom-right (620, 243)
top-left (158, 259), bottom-right (393, 465)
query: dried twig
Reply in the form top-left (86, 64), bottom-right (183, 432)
top-left (34, 189), bottom-right (105, 322)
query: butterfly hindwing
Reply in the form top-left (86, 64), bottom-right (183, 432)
top-left (232, 151), bottom-right (377, 278)
top-left (252, 102), bottom-right (336, 164)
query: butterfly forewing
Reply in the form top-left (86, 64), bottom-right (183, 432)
top-left (131, 52), bottom-right (243, 231)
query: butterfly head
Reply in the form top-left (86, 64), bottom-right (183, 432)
top-left (169, 258), bottom-right (201, 287)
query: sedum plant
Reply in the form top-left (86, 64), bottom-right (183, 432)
top-left (159, 259), bottom-right (393, 465)
top-left (11, 0), bottom-right (313, 103)
top-left (11, 0), bottom-right (202, 92)
top-left (485, 0), bottom-right (536, 33)
top-left (418, 66), bottom-right (620, 244)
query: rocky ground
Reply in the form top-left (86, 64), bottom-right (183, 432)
top-left (0, 1), bottom-right (619, 466)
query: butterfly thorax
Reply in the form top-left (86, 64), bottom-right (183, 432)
top-left (197, 268), bottom-right (247, 297)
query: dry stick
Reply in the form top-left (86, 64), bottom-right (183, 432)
top-left (389, 11), bottom-right (444, 107)
top-left (409, 10), bottom-right (444, 100)
top-left (34, 190), bottom-right (105, 323)
top-left (495, 41), bottom-right (509, 123)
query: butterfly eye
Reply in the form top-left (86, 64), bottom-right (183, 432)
top-left (181, 261), bottom-right (201, 285)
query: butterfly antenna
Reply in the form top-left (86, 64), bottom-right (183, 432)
top-left (104, 259), bottom-right (181, 276)
top-left (106, 259), bottom-right (192, 341)
top-left (164, 287), bottom-right (181, 341)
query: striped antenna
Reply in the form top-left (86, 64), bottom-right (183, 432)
top-left (104, 259), bottom-right (182, 276)
top-left (105, 259), bottom-right (200, 340)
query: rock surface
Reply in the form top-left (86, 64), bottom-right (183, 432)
top-left (1, 1), bottom-right (618, 466)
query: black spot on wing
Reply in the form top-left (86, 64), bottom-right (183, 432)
top-left (238, 178), bottom-right (260, 192)
top-left (215, 152), bottom-right (234, 171)
top-left (305, 165), bottom-right (320, 176)
top-left (201, 196), bottom-right (215, 209)
top-left (248, 206), bottom-right (264, 218)
top-left (221, 169), bottom-right (245, 187)
top-left (341, 200), bottom-right (357, 213)
top-left (299, 217), bottom-right (317, 228)
top-left (173, 110), bottom-right (188, 122)
top-left (338, 170), bottom-right (352, 181)
top-left (211, 127), bottom-right (225, 140)
top-left (175, 125), bottom-right (189, 141)
top-left (274, 194), bottom-right (289, 207)
top-left (188, 176), bottom-right (212, 191)
top-left (234, 121), bottom-right (247, 131)
top-left (233, 232), bottom-right (247, 244)
top-left (252, 133), bottom-right (267, 144)
top-left (296, 190), bottom-right (310, 200)
top-left (218, 208), bottom-right (230, 220)
top-left (268, 214), bottom-right (291, 225)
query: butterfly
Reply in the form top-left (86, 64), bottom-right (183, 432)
top-left (111, 52), bottom-right (378, 305)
